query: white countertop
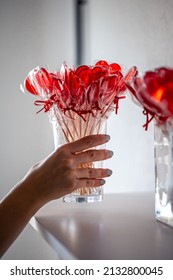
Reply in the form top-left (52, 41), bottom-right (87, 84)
top-left (30, 192), bottom-right (173, 260)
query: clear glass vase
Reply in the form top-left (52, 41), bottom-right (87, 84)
top-left (49, 107), bottom-right (107, 203)
top-left (154, 122), bottom-right (173, 227)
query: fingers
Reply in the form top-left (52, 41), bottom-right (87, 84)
top-left (73, 167), bottom-right (113, 191)
top-left (76, 168), bottom-right (112, 179)
top-left (75, 149), bottom-right (113, 164)
top-left (68, 134), bottom-right (110, 153)
top-left (75, 178), bottom-right (106, 189)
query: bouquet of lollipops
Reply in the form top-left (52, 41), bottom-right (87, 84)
top-left (23, 60), bottom-right (137, 199)
top-left (126, 67), bottom-right (173, 130)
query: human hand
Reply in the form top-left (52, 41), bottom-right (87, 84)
top-left (0, 134), bottom-right (113, 256)
top-left (24, 134), bottom-right (113, 205)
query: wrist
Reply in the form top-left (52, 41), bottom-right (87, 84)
top-left (14, 178), bottom-right (46, 217)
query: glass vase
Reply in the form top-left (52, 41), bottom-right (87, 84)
top-left (154, 122), bottom-right (173, 227)
top-left (49, 107), bottom-right (107, 203)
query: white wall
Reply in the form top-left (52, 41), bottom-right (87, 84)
top-left (0, 0), bottom-right (75, 259)
top-left (88, 0), bottom-right (173, 193)
top-left (1, 0), bottom-right (173, 259)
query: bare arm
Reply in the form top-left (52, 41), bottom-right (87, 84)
top-left (0, 134), bottom-right (113, 257)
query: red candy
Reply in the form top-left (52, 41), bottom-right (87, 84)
top-left (75, 65), bottom-right (92, 87)
top-left (24, 77), bottom-right (38, 95)
top-left (24, 60), bottom-right (137, 116)
top-left (126, 67), bottom-right (173, 129)
top-left (95, 60), bottom-right (109, 67)
top-left (92, 66), bottom-right (107, 82)
top-left (109, 63), bottom-right (122, 73)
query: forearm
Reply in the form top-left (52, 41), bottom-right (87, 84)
top-left (0, 134), bottom-right (112, 257)
top-left (0, 179), bottom-right (43, 257)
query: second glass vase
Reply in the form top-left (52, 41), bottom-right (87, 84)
top-left (154, 122), bottom-right (173, 227)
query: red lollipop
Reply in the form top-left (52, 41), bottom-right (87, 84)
top-left (95, 60), bottom-right (109, 67)
top-left (92, 66), bottom-right (107, 82)
top-left (109, 63), bottom-right (122, 73)
top-left (60, 62), bottom-right (71, 88)
top-left (87, 80), bottom-right (100, 108)
top-left (75, 65), bottom-right (92, 87)
top-left (34, 68), bottom-right (53, 93)
top-left (24, 77), bottom-right (38, 95)
top-left (142, 68), bottom-right (173, 117)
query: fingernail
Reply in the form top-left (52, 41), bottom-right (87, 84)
top-left (105, 135), bottom-right (110, 142)
top-left (106, 169), bottom-right (113, 176)
top-left (108, 150), bottom-right (114, 157)
top-left (100, 179), bottom-right (106, 185)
